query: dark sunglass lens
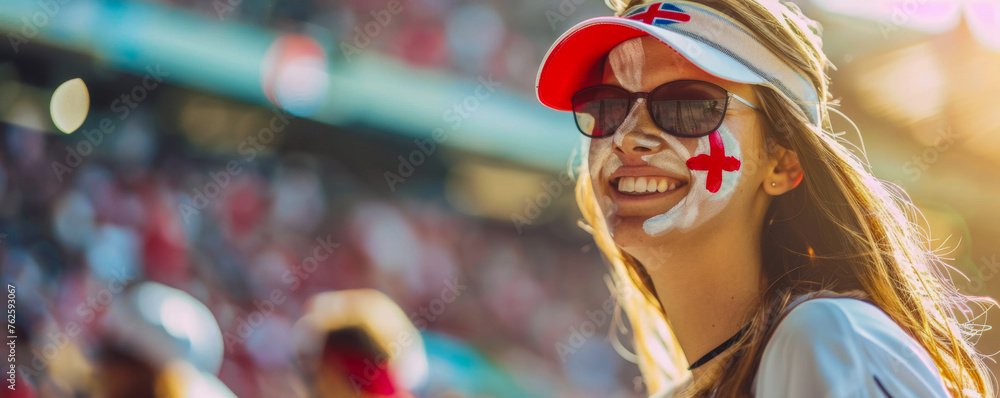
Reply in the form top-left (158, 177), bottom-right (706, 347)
top-left (649, 81), bottom-right (728, 137)
top-left (572, 87), bottom-right (629, 137)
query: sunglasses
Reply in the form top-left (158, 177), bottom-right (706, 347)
top-left (571, 80), bottom-right (758, 138)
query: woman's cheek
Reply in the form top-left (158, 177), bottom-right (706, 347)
top-left (641, 125), bottom-right (744, 236)
top-left (588, 137), bottom-right (622, 229)
top-left (684, 129), bottom-right (742, 194)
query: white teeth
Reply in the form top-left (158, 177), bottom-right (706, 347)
top-left (616, 176), bottom-right (680, 194)
top-left (635, 177), bottom-right (648, 192)
top-left (620, 177), bottom-right (634, 192)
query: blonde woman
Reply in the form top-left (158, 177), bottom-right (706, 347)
top-left (535, 0), bottom-right (995, 396)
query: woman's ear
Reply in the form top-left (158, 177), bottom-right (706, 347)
top-left (765, 146), bottom-right (803, 195)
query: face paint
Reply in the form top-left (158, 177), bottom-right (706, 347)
top-left (685, 131), bottom-right (741, 193)
top-left (587, 133), bottom-right (622, 232)
top-left (589, 37), bottom-right (744, 238)
top-left (641, 125), bottom-right (743, 236)
top-left (608, 38), bottom-right (645, 92)
top-left (588, 38), bottom-right (647, 233)
top-left (594, 36), bottom-right (646, 167)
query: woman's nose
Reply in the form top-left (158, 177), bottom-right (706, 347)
top-left (613, 99), bottom-right (666, 159)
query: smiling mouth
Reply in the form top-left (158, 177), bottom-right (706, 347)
top-left (611, 176), bottom-right (688, 196)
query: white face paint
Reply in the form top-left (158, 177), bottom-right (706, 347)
top-left (642, 125), bottom-right (742, 236)
top-left (587, 37), bottom-right (745, 238)
top-left (587, 38), bottom-right (644, 233)
top-left (608, 38), bottom-right (645, 92)
top-left (587, 130), bottom-right (622, 233)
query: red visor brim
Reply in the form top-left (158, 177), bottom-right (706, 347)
top-left (536, 22), bottom-right (654, 112)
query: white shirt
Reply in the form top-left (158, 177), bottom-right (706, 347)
top-left (753, 298), bottom-right (950, 397)
top-left (651, 297), bottom-right (951, 397)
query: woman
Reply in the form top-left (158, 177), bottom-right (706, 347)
top-left (535, 0), bottom-right (995, 396)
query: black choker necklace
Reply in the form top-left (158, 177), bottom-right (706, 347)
top-left (687, 322), bottom-right (751, 370)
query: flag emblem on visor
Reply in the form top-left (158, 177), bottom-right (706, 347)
top-left (623, 3), bottom-right (691, 27)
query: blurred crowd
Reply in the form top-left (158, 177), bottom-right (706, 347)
top-left (150, 0), bottom-right (604, 95)
top-left (0, 0), bottom-right (644, 395)
top-left (0, 110), bottom-right (643, 397)
top-left (3, 0), bottom-right (999, 396)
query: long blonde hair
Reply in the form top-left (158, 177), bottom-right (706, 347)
top-left (579, 0), bottom-right (997, 396)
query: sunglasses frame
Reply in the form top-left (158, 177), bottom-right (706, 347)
top-left (571, 80), bottom-right (758, 139)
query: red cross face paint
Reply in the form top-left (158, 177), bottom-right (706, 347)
top-left (685, 131), bottom-right (741, 193)
top-left (641, 125), bottom-right (743, 236)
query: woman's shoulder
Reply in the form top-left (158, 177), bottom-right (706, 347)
top-left (770, 297), bottom-right (913, 348)
top-left (753, 296), bottom-right (952, 397)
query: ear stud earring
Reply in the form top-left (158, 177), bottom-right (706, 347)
top-left (771, 182), bottom-right (776, 187)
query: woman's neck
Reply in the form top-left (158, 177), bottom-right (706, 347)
top-left (628, 229), bottom-right (762, 380)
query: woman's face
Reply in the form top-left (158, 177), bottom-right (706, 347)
top-left (588, 37), bottom-right (774, 250)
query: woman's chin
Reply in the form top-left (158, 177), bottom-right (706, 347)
top-left (608, 216), bottom-right (673, 249)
